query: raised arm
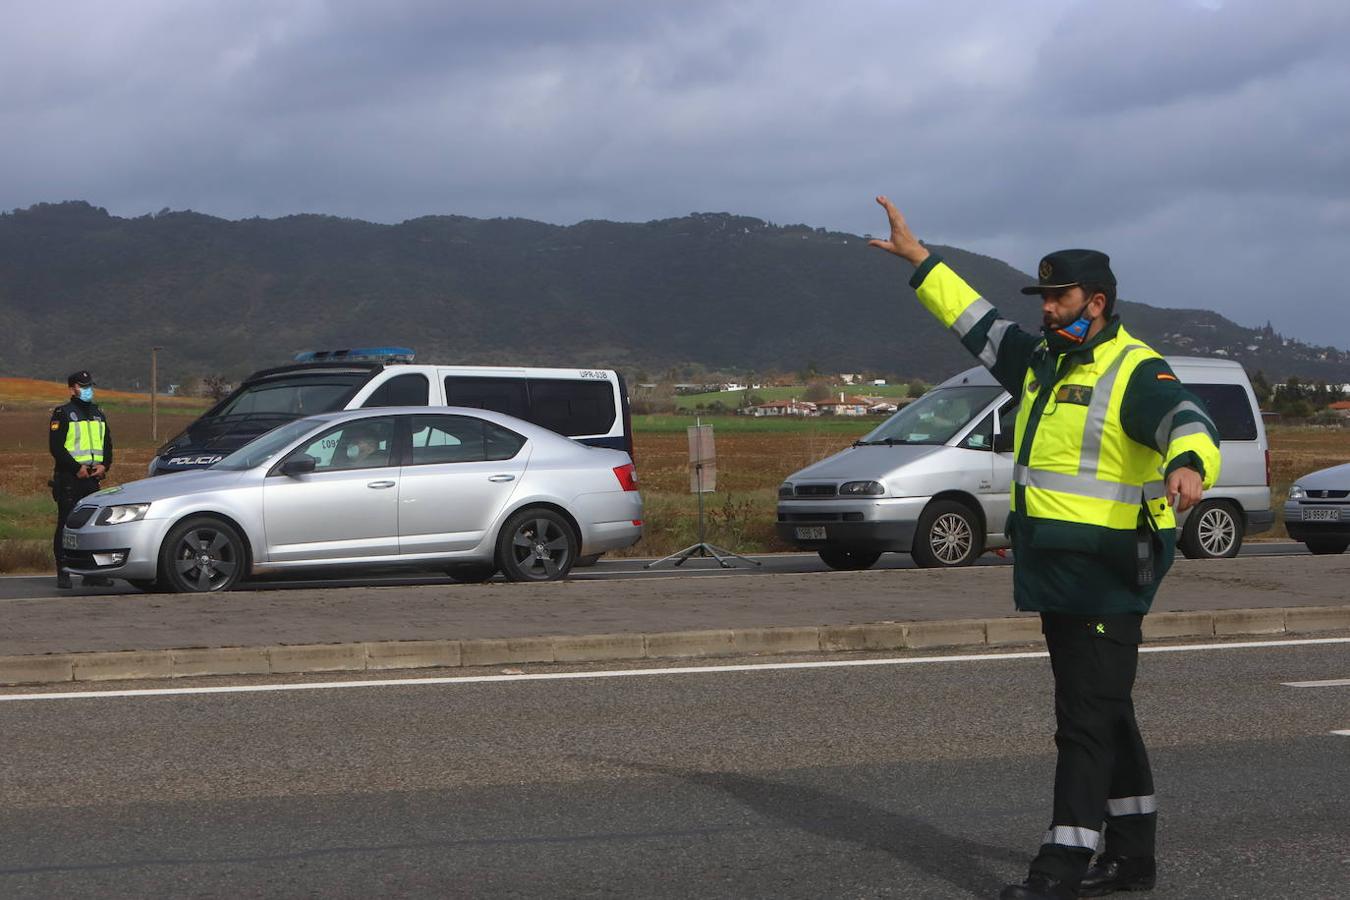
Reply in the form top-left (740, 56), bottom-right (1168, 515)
top-left (869, 196), bottom-right (1040, 394)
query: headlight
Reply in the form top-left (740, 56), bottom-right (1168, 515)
top-left (840, 480), bottom-right (885, 496)
top-left (1289, 484), bottom-right (1306, 500)
top-left (97, 503), bottom-right (151, 525)
top-left (778, 483), bottom-right (795, 498)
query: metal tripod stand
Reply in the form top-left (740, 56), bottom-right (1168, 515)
top-left (645, 458), bottom-right (761, 569)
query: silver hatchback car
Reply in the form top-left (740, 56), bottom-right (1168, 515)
top-left (1284, 463), bottom-right (1350, 555)
top-left (60, 407), bottom-right (643, 591)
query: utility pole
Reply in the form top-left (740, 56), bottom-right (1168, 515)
top-left (151, 346), bottom-right (163, 441)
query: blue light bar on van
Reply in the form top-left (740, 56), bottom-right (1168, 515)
top-left (293, 347), bottom-right (416, 364)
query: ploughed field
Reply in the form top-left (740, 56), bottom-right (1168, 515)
top-left (1, 395), bottom-right (1346, 570)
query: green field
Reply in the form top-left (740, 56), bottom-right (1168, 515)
top-left (674, 383), bottom-right (922, 410)
top-left (631, 414), bottom-right (880, 434)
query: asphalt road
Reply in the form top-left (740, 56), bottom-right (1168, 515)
top-left (1, 639), bottom-right (1345, 898)
top-left (0, 541), bottom-right (1313, 601)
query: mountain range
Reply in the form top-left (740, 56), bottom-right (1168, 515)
top-left (3, 200), bottom-right (1347, 389)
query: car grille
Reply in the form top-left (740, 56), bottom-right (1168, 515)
top-left (793, 484), bottom-right (837, 497)
top-left (1305, 489), bottom-right (1349, 499)
top-left (65, 506), bottom-right (97, 529)
top-left (778, 512), bottom-right (864, 523)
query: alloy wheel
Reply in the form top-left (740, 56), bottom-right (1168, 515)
top-left (929, 512), bottom-right (974, 565)
top-left (1197, 507), bottom-right (1238, 557)
top-left (173, 527), bottom-right (239, 591)
top-left (509, 517), bottom-right (573, 579)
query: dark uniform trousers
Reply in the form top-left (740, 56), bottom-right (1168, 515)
top-left (1031, 612), bottom-right (1157, 884)
top-left (51, 473), bottom-right (101, 568)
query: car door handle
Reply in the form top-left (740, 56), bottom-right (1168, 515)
top-left (488, 474), bottom-right (516, 483)
top-left (367, 480), bottom-right (396, 489)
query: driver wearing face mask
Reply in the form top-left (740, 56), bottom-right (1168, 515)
top-left (337, 425), bottom-right (385, 468)
top-left (49, 370), bottom-right (114, 589)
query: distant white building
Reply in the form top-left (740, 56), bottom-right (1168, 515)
top-left (749, 399), bottom-right (818, 417)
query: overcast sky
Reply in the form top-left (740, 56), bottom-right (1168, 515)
top-left (4, 0), bottom-right (1348, 345)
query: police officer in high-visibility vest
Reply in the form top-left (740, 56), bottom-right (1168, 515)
top-left (49, 370), bottom-right (115, 589)
top-left (869, 198), bottom-right (1221, 900)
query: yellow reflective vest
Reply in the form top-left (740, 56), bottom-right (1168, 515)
top-left (910, 255), bottom-right (1222, 613)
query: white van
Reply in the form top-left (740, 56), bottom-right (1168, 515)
top-left (776, 357), bottom-right (1271, 569)
top-left (150, 348), bottom-right (632, 476)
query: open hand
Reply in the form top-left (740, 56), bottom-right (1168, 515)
top-left (868, 196), bottom-right (930, 266)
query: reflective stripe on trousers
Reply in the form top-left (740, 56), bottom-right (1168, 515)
top-left (1106, 794), bottom-right (1157, 817)
top-left (1042, 824), bottom-right (1101, 851)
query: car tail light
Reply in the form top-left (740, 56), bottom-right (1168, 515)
top-left (1265, 449), bottom-right (1271, 486)
top-left (613, 463), bottom-right (639, 491)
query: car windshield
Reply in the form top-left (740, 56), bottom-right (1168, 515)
top-left (211, 375), bottom-right (368, 420)
top-left (856, 385), bottom-right (1002, 446)
top-left (213, 419), bottom-right (322, 470)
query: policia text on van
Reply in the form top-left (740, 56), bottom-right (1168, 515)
top-left (868, 196), bottom-right (1220, 900)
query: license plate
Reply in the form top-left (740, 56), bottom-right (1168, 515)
top-left (795, 526), bottom-right (827, 540)
top-left (1304, 508), bottom-right (1340, 521)
top-left (62, 530), bottom-right (78, 550)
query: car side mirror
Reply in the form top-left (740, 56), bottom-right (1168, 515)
top-left (280, 455), bottom-right (317, 477)
top-left (994, 430), bottom-right (1015, 453)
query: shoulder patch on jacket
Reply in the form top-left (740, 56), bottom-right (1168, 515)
top-left (50, 420), bottom-right (61, 431)
top-left (1156, 372), bottom-right (1178, 381)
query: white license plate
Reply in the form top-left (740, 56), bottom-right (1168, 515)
top-left (62, 530), bottom-right (78, 550)
top-left (1304, 508), bottom-right (1340, 521)
top-left (795, 526), bottom-right (827, 540)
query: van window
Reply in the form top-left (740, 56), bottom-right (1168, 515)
top-left (361, 373), bottom-right (429, 408)
top-left (445, 377), bottom-right (529, 419)
top-left (859, 386), bottom-right (1003, 446)
top-left (527, 378), bottom-right (616, 436)
top-left (1187, 383), bottom-right (1257, 441)
top-left (214, 375), bottom-right (366, 418)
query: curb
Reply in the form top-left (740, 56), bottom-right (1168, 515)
top-left (2, 605), bottom-right (1348, 687)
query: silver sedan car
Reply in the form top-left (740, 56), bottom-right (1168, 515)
top-left (60, 407), bottom-right (643, 591)
top-left (1285, 462), bottom-right (1350, 555)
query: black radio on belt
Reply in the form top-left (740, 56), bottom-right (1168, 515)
top-left (1134, 496), bottom-right (1166, 589)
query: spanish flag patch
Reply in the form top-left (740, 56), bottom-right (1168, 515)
top-left (1156, 373), bottom-right (1178, 381)
top-left (50, 420), bottom-right (60, 431)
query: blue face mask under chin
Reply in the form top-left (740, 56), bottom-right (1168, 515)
top-left (78, 386), bottom-right (94, 402)
top-left (1043, 301), bottom-right (1093, 352)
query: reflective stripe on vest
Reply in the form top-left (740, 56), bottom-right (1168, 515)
top-left (1013, 326), bottom-right (1175, 532)
top-left (64, 416), bottom-right (106, 465)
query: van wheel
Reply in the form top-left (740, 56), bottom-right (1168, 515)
top-left (1179, 501), bottom-right (1242, 559)
top-left (159, 516), bottom-right (246, 592)
top-left (818, 548), bottom-right (882, 570)
top-left (1305, 538), bottom-right (1349, 555)
top-left (912, 500), bottom-right (983, 568)
top-left (445, 564), bottom-right (497, 583)
top-left (496, 508), bottom-right (577, 582)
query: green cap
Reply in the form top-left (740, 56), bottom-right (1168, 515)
top-left (1020, 249), bottom-right (1117, 295)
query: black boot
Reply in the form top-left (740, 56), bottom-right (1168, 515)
top-left (1080, 856), bottom-right (1156, 896)
top-left (999, 873), bottom-right (1078, 899)
top-left (56, 569), bottom-right (72, 589)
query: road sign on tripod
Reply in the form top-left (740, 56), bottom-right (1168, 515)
top-left (645, 419), bottom-right (760, 570)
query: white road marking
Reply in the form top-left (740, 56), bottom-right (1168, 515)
top-left (1332, 730), bottom-right (1350, 737)
top-left (1281, 678), bottom-right (1350, 688)
top-left (1, 637), bottom-right (1346, 704)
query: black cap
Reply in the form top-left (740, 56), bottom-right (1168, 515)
top-left (1020, 249), bottom-right (1117, 295)
top-left (67, 370), bottom-right (95, 387)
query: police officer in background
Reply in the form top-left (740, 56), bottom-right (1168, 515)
top-left (49, 370), bottom-right (114, 589)
top-left (869, 197), bottom-right (1221, 899)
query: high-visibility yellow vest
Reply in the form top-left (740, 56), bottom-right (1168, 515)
top-left (64, 414), bottom-right (107, 465)
top-left (914, 259), bottom-right (1221, 537)
top-left (1011, 329), bottom-right (1176, 532)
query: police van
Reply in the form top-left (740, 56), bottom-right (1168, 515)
top-left (151, 347), bottom-right (633, 476)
